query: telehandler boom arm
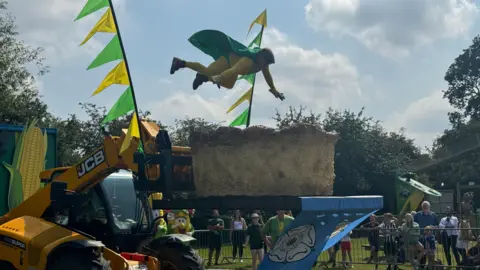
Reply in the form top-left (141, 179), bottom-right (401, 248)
top-left (1, 121), bottom-right (191, 224)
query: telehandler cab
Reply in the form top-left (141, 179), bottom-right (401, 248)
top-left (0, 121), bottom-right (202, 269)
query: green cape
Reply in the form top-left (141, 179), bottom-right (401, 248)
top-left (188, 30), bottom-right (261, 62)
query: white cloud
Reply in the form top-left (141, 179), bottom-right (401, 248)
top-left (385, 90), bottom-right (453, 148)
top-left (8, 0), bottom-right (126, 66)
top-left (149, 27), bottom-right (362, 126)
top-left (305, 0), bottom-right (478, 58)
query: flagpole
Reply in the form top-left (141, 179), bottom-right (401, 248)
top-left (246, 25), bottom-right (265, 128)
top-left (107, 0), bottom-right (146, 148)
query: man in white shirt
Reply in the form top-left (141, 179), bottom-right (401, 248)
top-left (439, 207), bottom-right (461, 265)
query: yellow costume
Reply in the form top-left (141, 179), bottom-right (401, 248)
top-left (167, 210), bottom-right (194, 236)
top-left (170, 29), bottom-right (284, 100)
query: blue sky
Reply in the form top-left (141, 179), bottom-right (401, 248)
top-left (9, 0), bottom-right (480, 148)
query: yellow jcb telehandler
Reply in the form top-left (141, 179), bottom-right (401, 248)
top-left (0, 121), bottom-right (202, 269)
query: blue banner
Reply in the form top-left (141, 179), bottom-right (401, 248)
top-left (259, 209), bottom-right (378, 269)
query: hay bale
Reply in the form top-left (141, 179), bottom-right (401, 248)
top-left (190, 125), bottom-right (338, 197)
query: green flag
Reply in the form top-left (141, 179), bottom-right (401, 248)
top-left (138, 141), bottom-right (144, 153)
top-left (88, 35), bottom-right (123, 70)
top-left (229, 108), bottom-right (249, 127)
top-left (102, 87), bottom-right (135, 125)
top-left (75, 0), bottom-right (109, 21)
top-left (248, 32), bottom-right (262, 48)
top-left (238, 74), bottom-right (255, 84)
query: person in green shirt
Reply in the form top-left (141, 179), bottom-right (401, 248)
top-left (207, 209), bottom-right (224, 266)
top-left (262, 210), bottom-right (295, 249)
top-left (400, 213), bottom-right (423, 269)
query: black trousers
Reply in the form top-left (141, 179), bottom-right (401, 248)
top-left (442, 233), bottom-right (460, 265)
top-left (232, 230), bottom-right (245, 259)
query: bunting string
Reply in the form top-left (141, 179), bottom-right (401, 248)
top-left (75, 0), bottom-right (144, 153)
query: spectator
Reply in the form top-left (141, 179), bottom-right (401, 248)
top-left (327, 243), bottom-right (340, 268)
top-left (262, 210), bottom-right (294, 249)
top-left (400, 213), bottom-right (423, 269)
top-left (460, 235), bottom-right (480, 267)
top-left (253, 209), bottom-right (268, 254)
top-left (360, 214), bottom-right (380, 267)
top-left (285, 210), bottom-right (293, 217)
top-left (414, 201), bottom-right (439, 230)
top-left (340, 230), bottom-right (353, 268)
top-left (380, 213), bottom-right (398, 270)
top-left (207, 209), bottom-right (224, 266)
top-left (438, 207), bottom-right (460, 266)
top-left (230, 210), bottom-right (247, 262)
top-left (414, 201), bottom-right (438, 267)
top-left (245, 213), bottom-right (264, 270)
top-left (457, 220), bottom-right (475, 263)
top-left (419, 226), bottom-right (436, 269)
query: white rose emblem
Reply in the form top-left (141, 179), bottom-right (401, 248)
top-left (268, 224), bottom-right (316, 263)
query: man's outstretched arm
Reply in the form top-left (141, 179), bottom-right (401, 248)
top-left (262, 65), bottom-right (276, 90)
top-left (262, 66), bottom-right (285, 100)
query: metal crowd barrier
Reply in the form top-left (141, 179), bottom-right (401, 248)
top-left (189, 227), bottom-right (480, 268)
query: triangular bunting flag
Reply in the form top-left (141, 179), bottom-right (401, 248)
top-left (88, 35), bottom-right (123, 70)
top-left (120, 112), bottom-right (140, 154)
top-left (75, 0), bottom-right (109, 21)
top-left (248, 32), bottom-right (262, 48)
top-left (238, 74), bottom-right (255, 84)
top-left (248, 9), bottom-right (267, 35)
top-left (229, 108), bottom-right (250, 127)
top-left (92, 60), bottom-right (129, 96)
top-left (227, 88), bottom-right (253, 114)
top-left (80, 8), bottom-right (117, 46)
top-left (102, 87), bottom-right (135, 125)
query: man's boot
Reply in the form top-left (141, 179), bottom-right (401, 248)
top-left (193, 73), bottom-right (209, 90)
top-left (170, 57), bottom-right (186, 75)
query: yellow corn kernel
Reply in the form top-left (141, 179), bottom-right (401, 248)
top-left (18, 120), bottom-right (46, 200)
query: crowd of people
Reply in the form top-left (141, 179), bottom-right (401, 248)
top-left (205, 209), bottom-right (294, 269)
top-left (350, 201), bottom-right (480, 270)
top-left (201, 201), bottom-right (480, 270)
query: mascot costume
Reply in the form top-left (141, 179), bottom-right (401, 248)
top-left (149, 193), bottom-right (167, 238)
top-left (166, 209), bottom-right (195, 236)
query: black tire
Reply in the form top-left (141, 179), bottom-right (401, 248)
top-left (151, 242), bottom-right (204, 270)
top-left (47, 249), bottom-right (111, 270)
top-left (0, 261), bottom-right (16, 270)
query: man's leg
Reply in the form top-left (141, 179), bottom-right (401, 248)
top-left (451, 235), bottom-right (461, 264)
top-left (170, 56), bottom-right (229, 90)
top-left (442, 233), bottom-right (451, 265)
top-left (215, 245), bottom-right (221, 265)
top-left (207, 247), bottom-right (214, 266)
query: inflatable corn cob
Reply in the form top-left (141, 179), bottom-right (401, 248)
top-left (3, 120), bottom-right (48, 210)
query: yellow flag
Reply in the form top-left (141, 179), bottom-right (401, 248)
top-left (92, 60), bottom-right (129, 96)
top-left (120, 112), bottom-right (140, 154)
top-left (227, 88), bottom-right (253, 113)
top-left (80, 8), bottom-right (117, 46)
top-left (248, 9), bottom-right (267, 35)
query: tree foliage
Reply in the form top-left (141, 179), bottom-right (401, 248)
top-left (428, 35), bottom-right (480, 188)
top-left (444, 35), bottom-right (480, 121)
top-left (274, 106), bottom-right (422, 210)
top-left (0, 1), bottom-right (49, 125)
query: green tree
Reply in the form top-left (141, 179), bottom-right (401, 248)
top-left (273, 106), bottom-right (422, 211)
top-left (169, 117), bottom-right (220, 146)
top-left (76, 103), bottom-right (154, 157)
top-left (444, 35), bottom-right (480, 121)
top-left (0, 1), bottom-right (50, 125)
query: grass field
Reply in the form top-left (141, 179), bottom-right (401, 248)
top-left (193, 237), bottom-right (457, 269)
